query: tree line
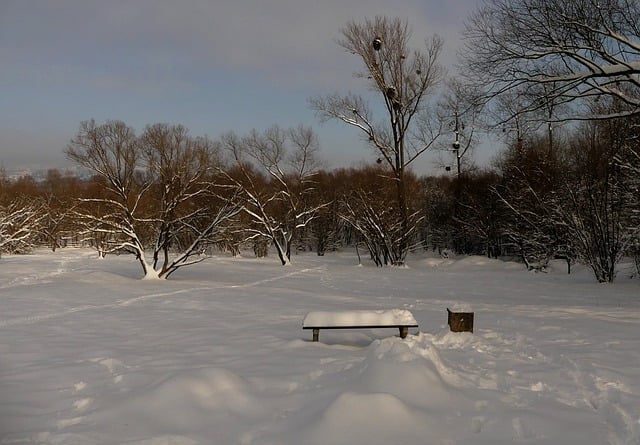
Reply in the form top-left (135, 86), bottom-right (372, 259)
top-left (0, 113), bottom-right (637, 282)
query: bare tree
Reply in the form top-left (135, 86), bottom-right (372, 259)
top-left (462, 0), bottom-right (640, 121)
top-left (437, 78), bottom-right (485, 177)
top-left (67, 119), bottom-right (152, 267)
top-left (340, 189), bottom-right (392, 267)
top-left (67, 120), bottom-right (240, 279)
top-left (618, 145), bottom-right (640, 276)
top-left (494, 100), bottom-right (639, 281)
top-left (493, 136), bottom-right (565, 270)
top-left (40, 169), bottom-right (82, 251)
top-left (311, 16), bottom-right (445, 264)
top-left (554, 107), bottom-right (640, 282)
top-left (221, 125), bottom-right (327, 265)
top-left (0, 198), bottom-right (46, 257)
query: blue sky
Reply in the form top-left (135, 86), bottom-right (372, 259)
top-left (0, 0), bottom-right (488, 176)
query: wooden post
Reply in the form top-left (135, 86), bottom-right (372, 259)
top-left (312, 329), bottom-right (319, 342)
top-left (447, 308), bottom-right (474, 333)
top-left (399, 326), bottom-right (409, 338)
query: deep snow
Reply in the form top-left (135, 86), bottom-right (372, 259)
top-left (0, 248), bottom-right (639, 444)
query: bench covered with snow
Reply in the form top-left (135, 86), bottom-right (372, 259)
top-left (302, 309), bottom-right (418, 342)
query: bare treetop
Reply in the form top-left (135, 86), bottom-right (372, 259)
top-left (336, 17), bottom-right (444, 142)
top-left (462, 0), bottom-right (640, 121)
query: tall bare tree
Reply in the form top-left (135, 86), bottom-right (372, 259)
top-left (462, 0), bottom-right (640, 121)
top-left (311, 16), bottom-right (444, 264)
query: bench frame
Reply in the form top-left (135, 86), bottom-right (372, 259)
top-left (303, 324), bottom-right (418, 342)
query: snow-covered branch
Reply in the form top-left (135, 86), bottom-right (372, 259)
top-left (0, 198), bottom-right (46, 256)
top-left (462, 0), bottom-right (640, 122)
top-left (220, 126), bottom-right (327, 265)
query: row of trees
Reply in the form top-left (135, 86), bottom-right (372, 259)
top-left (459, 111), bottom-right (639, 283)
top-left (0, 121), bottom-right (328, 278)
top-left (0, 169), bottom-right (80, 257)
top-left (1, 110), bottom-right (638, 282)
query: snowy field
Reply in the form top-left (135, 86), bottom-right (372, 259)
top-left (0, 248), bottom-right (639, 445)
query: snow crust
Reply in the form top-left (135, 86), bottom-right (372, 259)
top-left (448, 303), bottom-right (473, 312)
top-left (303, 309), bottom-right (417, 327)
top-left (0, 249), bottom-right (639, 445)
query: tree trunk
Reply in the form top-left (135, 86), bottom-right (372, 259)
top-left (273, 240), bottom-right (290, 266)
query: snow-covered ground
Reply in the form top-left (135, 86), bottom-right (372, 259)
top-left (0, 248), bottom-right (639, 445)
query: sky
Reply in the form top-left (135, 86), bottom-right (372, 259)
top-left (0, 0), bottom-right (488, 177)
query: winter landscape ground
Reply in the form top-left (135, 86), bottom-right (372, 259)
top-left (0, 248), bottom-right (639, 445)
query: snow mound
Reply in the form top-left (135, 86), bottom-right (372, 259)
top-left (297, 392), bottom-right (427, 445)
top-left (97, 368), bottom-right (264, 434)
top-left (353, 338), bottom-right (452, 406)
top-left (279, 337), bottom-right (461, 445)
top-left (147, 367), bottom-right (260, 414)
top-left (415, 257), bottom-right (455, 268)
top-left (447, 255), bottom-right (508, 270)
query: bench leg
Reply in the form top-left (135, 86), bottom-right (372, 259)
top-left (312, 329), bottom-right (319, 342)
top-left (399, 327), bottom-right (409, 339)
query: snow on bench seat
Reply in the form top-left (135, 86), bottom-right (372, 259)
top-left (302, 309), bottom-right (418, 342)
top-left (303, 309), bottom-right (417, 327)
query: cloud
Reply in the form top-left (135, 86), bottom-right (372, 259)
top-left (142, 0), bottom-right (467, 84)
top-left (1, 0), bottom-right (469, 90)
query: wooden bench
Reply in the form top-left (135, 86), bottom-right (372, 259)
top-left (302, 309), bottom-right (418, 342)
